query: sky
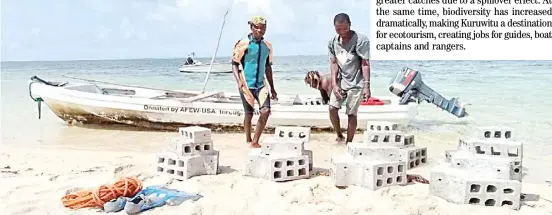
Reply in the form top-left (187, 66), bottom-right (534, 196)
top-left (1, 0), bottom-right (371, 61)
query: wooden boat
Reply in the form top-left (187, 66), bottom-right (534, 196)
top-left (27, 76), bottom-right (418, 132)
top-left (178, 63), bottom-right (232, 74)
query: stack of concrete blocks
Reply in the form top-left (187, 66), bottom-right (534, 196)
top-left (155, 126), bottom-right (219, 180)
top-left (430, 127), bottom-right (523, 210)
top-left (244, 126), bottom-right (313, 182)
top-left (329, 121), bottom-right (428, 190)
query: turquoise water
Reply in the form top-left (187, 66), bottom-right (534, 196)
top-left (1, 57), bottom-right (551, 153)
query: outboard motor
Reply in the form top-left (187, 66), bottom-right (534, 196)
top-left (388, 67), bottom-right (468, 118)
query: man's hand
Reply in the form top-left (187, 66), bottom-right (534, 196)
top-left (237, 81), bottom-right (244, 92)
top-left (332, 86), bottom-right (343, 100)
top-left (363, 87), bottom-right (371, 101)
top-left (271, 89), bottom-right (278, 100)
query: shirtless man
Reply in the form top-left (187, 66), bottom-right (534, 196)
top-left (304, 71), bottom-right (333, 104)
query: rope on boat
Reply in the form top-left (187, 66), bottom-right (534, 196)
top-left (28, 76), bottom-right (44, 119)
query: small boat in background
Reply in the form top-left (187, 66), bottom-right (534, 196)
top-left (178, 52), bottom-right (232, 74)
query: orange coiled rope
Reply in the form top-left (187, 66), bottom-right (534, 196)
top-left (61, 176), bottom-right (143, 210)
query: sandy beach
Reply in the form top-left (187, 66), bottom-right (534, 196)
top-left (1, 129), bottom-right (551, 215)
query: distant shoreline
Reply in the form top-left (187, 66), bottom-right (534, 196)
top-left (0, 55), bottom-right (327, 63)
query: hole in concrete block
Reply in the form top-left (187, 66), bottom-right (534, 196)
top-left (456, 162), bottom-right (461, 166)
top-left (514, 168), bottom-right (520, 173)
top-left (386, 177), bottom-right (393, 184)
top-left (490, 147), bottom-right (501, 155)
top-left (409, 161), bottom-right (414, 168)
top-left (377, 125), bottom-right (381, 130)
top-left (274, 171), bottom-right (282, 179)
top-left (168, 159), bottom-right (176, 166)
top-left (377, 167), bottom-right (384, 175)
top-left (157, 167), bottom-right (164, 172)
top-left (470, 184), bottom-right (481, 192)
top-left (204, 144), bottom-right (210, 150)
top-left (494, 131), bottom-right (501, 138)
top-left (514, 161), bottom-right (521, 165)
top-left (421, 149), bottom-right (426, 156)
top-left (376, 179), bottom-right (383, 187)
top-left (287, 160), bottom-right (294, 166)
top-left (497, 169), bottom-right (501, 172)
top-left (384, 125), bottom-right (390, 130)
top-left (157, 157), bottom-right (165, 163)
top-left (370, 125), bottom-right (375, 130)
top-left (383, 135), bottom-right (390, 142)
top-left (344, 166), bottom-right (347, 169)
top-left (184, 146), bottom-right (191, 153)
top-left (195, 145), bottom-right (201, 151)
top-left (501, 201), bottom-right (513, 206)
top-left (398, 164), bottom-right (404, 172)
top-left (404, 138), bottom-right (410, 146)
top-left (387, 166), bottom-right (394, 173)
top-left (505, 131), bottom-right (512, 139)
top-left (475, 146), bottom-right (486, 154)
top-left (178, 160), bottom-right (185, 167)
top-left (359, 152), bottom-right (363, 156)
top-left (286, 170), bottom-right (294, 176)
top-left (484, 131), bottom-right (491, 138)
top-left (298, 159), bottom-right (305, 165)
top-left (177, 171), bottom-right (183, 176)
top-left (415, 151), bottom-right (420, 157)
top-left (394, 135), bottom-right (402, 143)
top-left (409, 152), bottom-right (415, 159)
top-left (469, 198), bottom-right (480, 204)
top-left (508, 148), bottom-right (519, 157)
top-left (370, 135), bottom-right (379, 142)
top-left (396, 176), bottom-right (403, 182)
top-left (484, 199), bottom-right (496, 206)
top-left (184, 131), bottom-right (189, 137)
top-left (486, 185), bottom-right (497, 193)
top-left (503, 188), bottom-right (514, 194)
top-left (167, 169), bottom-right (175, 174)
top-left (298, 168), bottom-right (306, 176)
top-left (421, 158), bottom-right (427, 163)
top-left (415, 159), bottom-right (420, 166)
top-left (392, 124), bottom-right (398, 130)
top-left (274, 161), bottom-right (282, 168)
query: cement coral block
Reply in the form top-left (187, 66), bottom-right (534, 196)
top-left (245, 149), bottom-right (310, 182)
top-left (346, 143), bottom-right (401, 161)
top-left (398, 146), bottom-right (428, 169)
top-left (156, 151), bottom-right (219, 180)
top-left (260, 137), bottom-right (304, 157)
top-left (359, 160), bottom-right (407, 190)
top-left (302, 149), bottom-right (313, 171)
top-left (363, 132), bottom-right (415, 148)
top-left (366, 121), bottom-right (403, 132)
top-left (449, 151), bottom-right (521, 181)
top-left (429, 164), bottom-right (521, 210)
top-left (329, 155), bottom-right (363, 187)
top-left (169, 136), bottom-right (216, 157)
top-left (179, 126), bottom-right (212, 143)
top-left (274, 126), bottom-right (311, 142)
top-left (473, 126), bottom-right (514, 140)
top-left (458, 138), bottom-right (523, 162)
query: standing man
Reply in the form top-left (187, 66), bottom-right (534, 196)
top-left (327, 13), bottom-right (371, 144)
top-left (231, 16), bottom-right (277, 148)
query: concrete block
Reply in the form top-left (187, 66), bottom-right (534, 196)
top-left (458, 138), bottom-right (523, 161)
top-left (329, 155), bottom-right (363, 187)
top-left (245, 149), bottom-right (310, 182)
top-left (156, 151), bottom-right (219, 180)
top-left (366, 121), bottom-right (403, 132)
top-left (360, 160), bottom-right (407, 190)
top-left (449, 151), bottom-right (521, 181)
top-left (398, 146), bottom-right (428, 169)
top-left (169, 136), bottom-right (216, 157)
top-left (179, 126), bottom-right (212, 143)
top-left (274, 126), bottom-right (311, 142)
top-left (260, 137), bottom-right (304, 157)
top-left (445, 150), bottom-right (457, 162)
top-left (363, 132), bottom-right (415, 148)
top-left (302, 149), bottom-right (313, 171)
top-left (474, 126), bottom-right (514, 140)
top-left (347, 143), bottom-right (401, 161)
top-left (429, 164), bottom-right (521, 210)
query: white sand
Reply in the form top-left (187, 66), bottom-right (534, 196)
top-left (1, 132), bottom-right (551, 215)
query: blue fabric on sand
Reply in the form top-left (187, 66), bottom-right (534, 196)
top-left (123, 185), bottom-right (202, 214)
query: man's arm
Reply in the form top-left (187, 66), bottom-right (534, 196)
top-left (231, 40), bottom-right (245, 86)
top-left (320, 89), bottom-right (330, 104)
top-left (266, 43), bottom-right (275, 92)
top-left (328, 39), bottom-right (339, 89)
top-left (356, 35), bottom-right (371, 88)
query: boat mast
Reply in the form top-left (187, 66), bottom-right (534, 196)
top-left (200, 6), bottom-right (231, 93)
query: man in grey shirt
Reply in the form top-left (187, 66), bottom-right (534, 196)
top-left (328, 13), bottom-right (371, 144)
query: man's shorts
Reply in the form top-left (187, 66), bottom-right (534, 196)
top-left (329, 88), bottom-right (363, 116)
top-left (240, 88), bottom-right (271, 114)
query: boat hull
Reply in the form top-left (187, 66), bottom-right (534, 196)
top-left (29, 79), bottom-right (418, 132)
top-left (178, 63), bottom-right (232, 73)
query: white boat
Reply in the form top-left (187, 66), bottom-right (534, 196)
top-left (178, 63), bottom-right (232, 74)
top-left (27, 76), bottom-right (418, 132)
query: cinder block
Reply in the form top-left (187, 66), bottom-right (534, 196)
top-left (347, 143), bottom-right (401, 161)
top-left (445, 150), bottom-right (457, 163)
top-left (302, 149), bottom-right (313, 171)
top-left (449, 151), bottom-right (521, 181)
top-left (398, 146), bottom-right (428, 169)
top-left (329, 155), bottom-right (363, 187)
top-left (429, 164), bottom-right (521, 210)
top-left (363, 132), bottom-right (415, 148)
top-left (366, 121), bottom-right (403, 132)
top-left (261, 137), bottom-right (304, 157)
top-left (169, 136), bottom-right (216, 157)
top-left (179, 126), bottom-right (212, 143)
top-left (474, 126), bottom-right (514, 140)
top-left (245, 149), bottom-right (310, 182)
top-left (360, 160), bottom-right (407, 190)
top-left (274, 126), bottom-right (311, 142)
top-left (458, 138), bottom-right (523, 161)
top-left (156, 151), bottom-right (219, 180)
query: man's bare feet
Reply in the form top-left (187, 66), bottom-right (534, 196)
top-left (250, 142), bottom-right (261, 148)
top-left (336, 136), bottom-right (346, 144)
